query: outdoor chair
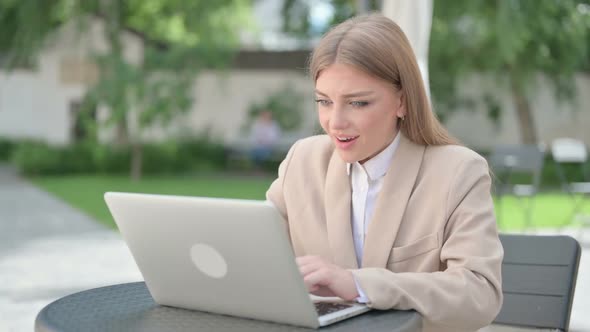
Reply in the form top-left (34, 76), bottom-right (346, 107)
top-left (488, 144), bottom-right (546, 229)
top-left (551, 138), bottom-right (590, 237)
top-left (491, 234), bottom-right (581, 332)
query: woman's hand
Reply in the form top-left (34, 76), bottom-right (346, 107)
top-left (296, 255), bottom-right (359, 301)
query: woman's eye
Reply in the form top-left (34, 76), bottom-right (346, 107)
top-left (350, 101), bottom-right (369, 108)
top-left (315, 99), bottom-right (331, 106)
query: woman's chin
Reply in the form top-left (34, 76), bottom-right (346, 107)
top-left (336, 150), bottom-right (361, 164)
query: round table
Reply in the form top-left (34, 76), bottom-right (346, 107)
top-left (36, 282), bottom-right (422, 332)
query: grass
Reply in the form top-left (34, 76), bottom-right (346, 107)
top-left (31, 174), bottom-right (274, 229)
top-left (32, 174), bottom-right (590, 231)
top-left (494, 194), bottom-right (590, 230)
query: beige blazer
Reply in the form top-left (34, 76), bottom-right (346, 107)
top-left (266, 134), bottom-right (503, 332)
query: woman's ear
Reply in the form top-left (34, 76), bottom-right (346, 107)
top-left (396, 91), bottom-right (406, 119)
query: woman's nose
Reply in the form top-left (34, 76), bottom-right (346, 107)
top-left (330, 108), bottom-right (349, 130)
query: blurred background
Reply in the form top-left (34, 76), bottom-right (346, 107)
top-left (1, 0), bottom-right (589, 331)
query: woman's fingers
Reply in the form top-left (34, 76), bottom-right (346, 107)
top-left (297, 256), bottom-right (332, 292)
top-left (296, 255), bottom-right (326, 277)
top-left (296, 255), bottom-right (357, 300)
top-left (310, 286), bottom-right (335, 297)
top-left (303, 268), bottom-right (330, 286)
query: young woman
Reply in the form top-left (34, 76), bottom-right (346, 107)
top-left (266, 14), bottom-right (503, 332)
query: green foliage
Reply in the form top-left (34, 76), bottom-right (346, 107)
top-left (0, 0), bottom-right (64, 68)
top-left (242, 83), bottom-right (305, 132)
top-left (82, 0), bottom-right (252, 142)
top-left (10, 138), bottom-right (230, 176)
top-left (429, 0), bottom-right (590, 121)
top-left (11, 141), bottom-right (63, 175)
top-left (121, 0), bottom-right (253, 47)
top-left (0, 138), bottom-right (16, 161)
top-left (94, 145), bottom-right (130, 174)
top-left (0, 0), bottom-right (253, 67)
top-left (0, 0), bottom-right (254, 179)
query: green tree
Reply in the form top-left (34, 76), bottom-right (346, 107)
top-left (429, 0), bottom-right (590, 144)
top-left (0, 0), bottom-right (253, 180)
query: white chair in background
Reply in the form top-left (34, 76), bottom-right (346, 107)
top-left (551, 138), bottom-right (590, 240)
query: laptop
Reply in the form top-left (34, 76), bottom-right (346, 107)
top-left (104, 192), bottom-right (370, 328)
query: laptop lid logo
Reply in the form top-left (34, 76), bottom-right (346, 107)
top-left (190, 243), bottom-right (228, 278)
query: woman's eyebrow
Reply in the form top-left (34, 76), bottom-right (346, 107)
top-left (314, 90), bottom-right (374, 98)
top-left (314, 90), bottom-right (329, 97)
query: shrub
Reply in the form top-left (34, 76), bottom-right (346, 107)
top-left (10, 137), bottom-right (230, 176)
top-left (12, 141), bottom-right (63, 175)
top-left (59, 142), bottom-right (100, 174)
top-left (0, 137), bottom-right (16, 161)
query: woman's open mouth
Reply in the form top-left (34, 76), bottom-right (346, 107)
top-left (334, 135), bottom-right (359, 149)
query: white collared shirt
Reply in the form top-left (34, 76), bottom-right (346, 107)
top-left (347, 133), bottom-right (400, 301)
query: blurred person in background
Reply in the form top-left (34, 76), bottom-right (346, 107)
top-left (249, 110), bottom-right (282, 170)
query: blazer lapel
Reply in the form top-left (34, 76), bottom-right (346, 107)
top-left (361, 134), bottom-right (426, 268)
top-left (324, 151), bottom-right (359, 269)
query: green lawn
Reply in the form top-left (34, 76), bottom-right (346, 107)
top-left (32, 174), bottom-right (274, 229)
top-left (32, 174), bottom-right (590, 231)
top-left (494, 194), bottom-right (590, 230)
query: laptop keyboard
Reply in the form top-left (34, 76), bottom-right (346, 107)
top-left (314, 302), bottom-right (352, 316)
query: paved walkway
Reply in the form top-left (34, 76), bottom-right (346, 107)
top-left (0, 164), bottom-right (588, 331)
top-left (0, 165), bottom-right (141, 331)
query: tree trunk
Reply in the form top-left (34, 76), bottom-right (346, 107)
top-left (510, 77), bottom-right (538, 144)
top-left (104, 0), bottom-right (129, 146)
top-left (130, 142), bottom-right (143, 181)
top-left (115, 120), bottom-right (128, 145)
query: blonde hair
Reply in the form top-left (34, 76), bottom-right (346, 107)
top-left (309, 13), bottom-right (457, 146)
